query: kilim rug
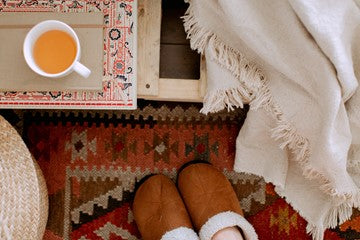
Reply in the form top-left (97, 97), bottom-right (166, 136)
top-left (1, 100), bottom-right (360, 240)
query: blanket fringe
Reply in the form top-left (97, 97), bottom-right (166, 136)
top-left (324, 203), bottom-right (353, 228)
top-left (306, 225), bottom-right (324, 240)
top-left (200, 87), bottom-right (248, 114)
top-left (183, 1), bottom-right (360, 239)
top-left (308, 203), bottom-right (355, 240)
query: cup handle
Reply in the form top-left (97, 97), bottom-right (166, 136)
top-left (73, 61), bottom-right (91, 78)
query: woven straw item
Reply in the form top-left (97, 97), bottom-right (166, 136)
top-left (0, 116), bottom-right (48, 239)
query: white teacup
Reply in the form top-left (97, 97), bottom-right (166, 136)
top-left (23, 20), bottom-right (91, 78)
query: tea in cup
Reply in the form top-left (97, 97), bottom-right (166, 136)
top-left (23, 20), bottom-right (91, 78)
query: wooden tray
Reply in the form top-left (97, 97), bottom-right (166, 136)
top-left (0, 12), bottom-right (103, 91)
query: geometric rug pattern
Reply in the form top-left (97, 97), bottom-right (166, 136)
top-left (2, 101), bottom-right (360, 240)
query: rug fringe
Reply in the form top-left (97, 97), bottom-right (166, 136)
top-left (183, 1), bottom-right (359, 238)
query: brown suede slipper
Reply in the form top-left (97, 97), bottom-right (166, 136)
top-left (177, 163), bottom-right (258, 240)
top-left (133, 174), bottom-right (199, 240)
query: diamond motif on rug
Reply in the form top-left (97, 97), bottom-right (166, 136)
top-left (66, 130), bottom-right (97, 163)
top-left (19, 102), bottom-right (358, 240)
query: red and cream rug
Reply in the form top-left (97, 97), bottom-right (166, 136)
top-left (3, 101), bottom-right (359, 240)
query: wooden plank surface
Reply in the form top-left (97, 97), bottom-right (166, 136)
top-left (199, 55), bottom-right (207, 98)
top-left (137, 0), bottom-right (161, 96)
top-left (137, 0), bottom-right (207, 102)
top-left (160, 0), bottom-right (189, 45)
top-left (160, 0), bottom-right (200, 79)
top-left (160, 44), bottom-right (200, 79)
top-left (139, 78), bottom-right (203, 102)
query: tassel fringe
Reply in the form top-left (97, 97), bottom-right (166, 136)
top-left (306, 225), bottom-right (325, 240)
top-left (308, 202), bottom-right (354, 240)
top-left (183, 1), bottom-right (360, 239)
top-left (200, 86), bottom-right (250, 114)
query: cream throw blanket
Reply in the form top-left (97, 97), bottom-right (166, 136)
top-left (183, 1), bottom-right (360, 239)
